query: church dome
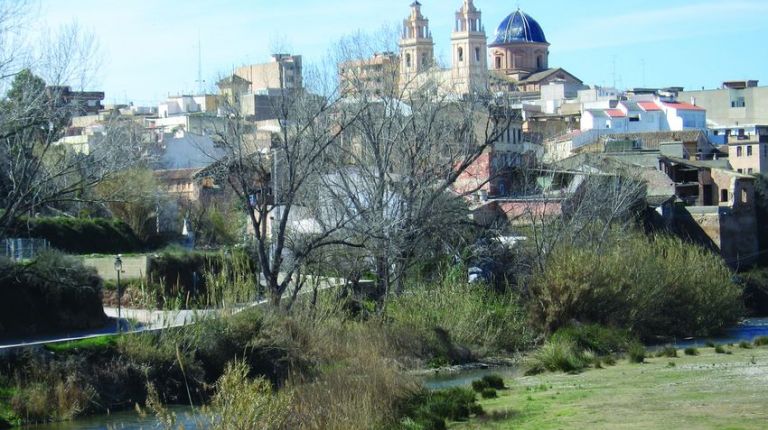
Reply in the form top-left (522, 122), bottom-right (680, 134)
top-left (490, 9), bottom-right (548, 46)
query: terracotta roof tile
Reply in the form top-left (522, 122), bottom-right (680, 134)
top-left (662, 102), bottom-right (705, 111)
top-left (638, 101), bottom-right (662, 111)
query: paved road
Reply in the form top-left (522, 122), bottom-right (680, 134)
top-left (0, 276), bottom-right (343, 351)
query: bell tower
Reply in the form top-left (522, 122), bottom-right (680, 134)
top-left (451, 0), bottom-right (488, 95)
top-left (399, 1), bottom-right (434, 94)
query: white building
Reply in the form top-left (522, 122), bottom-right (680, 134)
top-left (158, 95), bottom-right (218, 118)
top-left (581, 99), bottom-right (706, 133)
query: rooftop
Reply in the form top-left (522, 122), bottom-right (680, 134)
top-left (490, 9), bottom-right (548, 46)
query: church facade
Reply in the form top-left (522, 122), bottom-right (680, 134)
top-left (398, 1), bottom-right (582, 97)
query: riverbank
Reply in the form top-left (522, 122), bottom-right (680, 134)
top-left (453, 344), bottom-right (768, 429)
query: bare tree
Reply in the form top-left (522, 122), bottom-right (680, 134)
top-left (0, 9), bottom-right (140, 238)
top-left (202, 63), bottom-right (370, 308)
top-left (202, 29), bottom-right (518, 310)
top-left (324, 34), bottom-right (516, 307)
top-left (514, 155), bottom-right (649, 274)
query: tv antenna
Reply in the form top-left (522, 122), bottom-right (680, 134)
top-left (195, 34), bottom-right (205, 95)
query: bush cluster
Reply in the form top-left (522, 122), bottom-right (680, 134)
top-left (10, 217), bottom-right (141, 254)
top-left (529, 232), bottom-right (743, 339)
top-left (400, 387), bottom-right (482, 430)
top-left (0, 251), bottom-right (107, 338)
top-left (527, 324), bottom-right (645, 374)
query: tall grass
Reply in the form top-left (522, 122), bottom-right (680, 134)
top-left (209, 361), bottom-right (292, 430)
top-left (525, 338), bottom-right (589, 375)
top-left (204, 249), bottom-right (259, 310)
top-left (386, 264), bottom-right (534, 362)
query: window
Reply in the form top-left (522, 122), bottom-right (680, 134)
top-left (537, 56), bottom-right (543, 70)
top-left (629, 115), bottom-right (640, 122)
top-left (737, 146), bottom-right (743, 157)
top-left (748, 168), bottom-right (754, 174)
top-left (475, 47), bottom-right (481, 62)
top-left (731, 97), bottom-right (746, 108)
top-left (721, 189), bottom-right (729, 203)
top-left (458, 47), bottom-right (464, 62)
top-left (742, 188), bottom-right (750, 204)
top-left (738, 169), bottom-right (744, 174)
top-left (747, 145), bottom-right (753, 156)
top-left (405, 53), bottom-right (411, 68)
top-left (495, 56), bottom-right (502, 69)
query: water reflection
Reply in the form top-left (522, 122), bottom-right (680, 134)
top-left (23, 406), bottom-right (203, 430)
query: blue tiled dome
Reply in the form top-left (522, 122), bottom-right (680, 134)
top-left (490, 9), bottom-right (548, 46)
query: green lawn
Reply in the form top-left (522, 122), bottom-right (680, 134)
top-left (44, 335), bottom-right (116, 353)
top-left (453, 346), bottom-right (768, 430)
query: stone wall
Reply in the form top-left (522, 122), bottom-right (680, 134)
top-left (679, 206), bottom-right (758, 267)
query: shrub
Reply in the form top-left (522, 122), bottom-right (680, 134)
top-left (480, 388), bottom-right (497, 399)
top-left (481, 374), bottom-right (505, 390)
top-left (526, 338), bottom-right (588, 375)
top-left (753, 336), bottom-right (768, 347)
top-left (0, 251), bottom-right (107, 338)
top-left (529, 231), bottom-right (743, 339)
top-left (684, 347), bottom-right (699, 356)
top-left (715, 345), bottom-right (727, 354)
top-left (739, 341), bottom-right (753, 349)
top-left (471, 379), bottom-right (488, 393)
top-left (705, 341), bottom-right (716, 348)
top-left (11, 217), bottom-right (141, 254)
top-left (655, 346), bottom-right (678, 358)
top-left (551, 324), bottom-right (633, 356)
top-left (404, 387), bottom-right (480, 427)
top-left (628, 342), bottom-right (646, 364)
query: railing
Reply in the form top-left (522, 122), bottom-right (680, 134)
top-left (1, 238), bottom-right (50, 262)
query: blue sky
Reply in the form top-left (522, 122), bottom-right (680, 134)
top-left (37, 0), bottom-right (768, 106)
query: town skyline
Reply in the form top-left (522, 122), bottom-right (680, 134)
top-left (36, 0), bottom-right (768, 105)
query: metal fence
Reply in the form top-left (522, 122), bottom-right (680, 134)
top-left (2, 238), bottom-right (50, 261)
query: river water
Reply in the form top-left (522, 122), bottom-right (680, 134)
top-left (25, 317), bottom-right (768, 430)
top-left (663, 317), bottom-right (768, 348)
top-left (23, 407), bottom-right (204, 430)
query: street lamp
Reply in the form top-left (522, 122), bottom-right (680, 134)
top-left (114, 255), bottom-right (123, 332)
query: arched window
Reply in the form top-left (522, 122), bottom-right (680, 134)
top-left (458, 47), bottom-right (464, 62)
top-left (495, 56), bottom-right (502, 69)
top-left (475, 47), bottom-right (481, 62)
top-left (537, 55), bottom-right (543, 70)
top-left (405, 53), bottom-right (412, 68)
